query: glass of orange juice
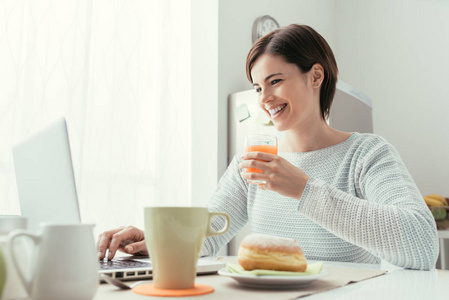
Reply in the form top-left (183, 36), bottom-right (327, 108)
top-left (244, 134), bottom-right (278, 184)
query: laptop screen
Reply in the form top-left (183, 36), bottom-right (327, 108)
top-left (13, 118), bottom-right (81, 232)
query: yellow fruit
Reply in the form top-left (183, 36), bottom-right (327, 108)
top-left (424, 197), bottom-right (444, 207)
top-left (425, 194), bottom-right (447, 205)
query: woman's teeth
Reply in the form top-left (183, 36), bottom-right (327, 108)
top-left (269, 104), bottom-right (287, 116)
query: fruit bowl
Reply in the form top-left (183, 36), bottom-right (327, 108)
top-left (429, 206), bottom-right (449, 230)
top-left (423, 195), bottom-right (449, 230)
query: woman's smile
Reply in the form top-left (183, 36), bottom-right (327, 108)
top-left (268, 103), bottom-right (287, 119)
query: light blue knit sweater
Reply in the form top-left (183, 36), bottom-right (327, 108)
top-left (202, 133), bottom-right (439, 270)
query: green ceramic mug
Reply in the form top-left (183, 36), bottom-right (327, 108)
top-left (144, 207), bottom-right (230, 289)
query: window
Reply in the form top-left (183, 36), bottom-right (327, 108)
top-left (0, 0), bottom-right (192, 235)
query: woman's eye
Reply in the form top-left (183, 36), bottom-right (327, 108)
top-left (271, 79), bottom-right (281, 85)
top-left (255, 87), bottom-right (262, 93)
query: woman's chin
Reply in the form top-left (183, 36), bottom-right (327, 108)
top-left (272, 121), bottom-right (287, 132)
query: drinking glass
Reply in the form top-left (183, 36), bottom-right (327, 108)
top-left (244, 134), bottom-right (278, 184)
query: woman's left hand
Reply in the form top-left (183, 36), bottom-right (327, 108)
top-left (239, 152), bottom-right (310, 200)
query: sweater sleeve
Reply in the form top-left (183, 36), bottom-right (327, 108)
top-left (201, 155), bottom-right (249, 256)
top-left (298, 139), bottom-right (439, 270)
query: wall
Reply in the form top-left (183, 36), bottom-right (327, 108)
top-left (334, 0), bottom-right (449, 196)
top-left (191, 0), bottom-right (219, 206)
top-left (217, 0), bottom-right (337, 187)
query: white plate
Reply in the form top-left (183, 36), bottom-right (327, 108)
top-left (218, 268), bottom-right (330, 290)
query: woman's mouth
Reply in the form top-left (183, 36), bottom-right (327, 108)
top-left (268, 104), bottom-right (287, 119)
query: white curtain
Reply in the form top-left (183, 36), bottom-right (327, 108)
top-left (0, 0), bottom-right (191, 235)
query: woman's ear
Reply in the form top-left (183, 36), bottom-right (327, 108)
top-left (311, 63), bottom-right (324, 88)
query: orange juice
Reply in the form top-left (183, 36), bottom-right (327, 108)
top-left (244, 145), bottom-right (278, 173)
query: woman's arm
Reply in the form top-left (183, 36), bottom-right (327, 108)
top-left (298, 142), bottom-right (439, 270)
top-left (201, 155), bottom-right (249, 256)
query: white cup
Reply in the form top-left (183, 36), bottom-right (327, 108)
top-left (8, 223), bottom-right (98, 300)
top-left (0, 215), bottom-right (28, 300)
top-left (145, 207), bottom-right (230, 289)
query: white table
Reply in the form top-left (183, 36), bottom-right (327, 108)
top-left (94, 259), bottom-right (449, 300)
top-left (307, 261), bottom-right (449, 300)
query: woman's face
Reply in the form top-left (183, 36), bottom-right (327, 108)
top-left (250, 54), bottom-right (320, 132)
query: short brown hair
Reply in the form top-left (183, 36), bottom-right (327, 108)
top-left (246, 24), bottom-right (338, 120)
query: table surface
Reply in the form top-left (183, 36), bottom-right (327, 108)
top-left (93, 258), bottom-right (449, 300)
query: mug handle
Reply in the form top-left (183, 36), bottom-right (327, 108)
top-left (8, 230), bottom-right (40, 295)
top-left (206, 212), bottom-right (230, 237)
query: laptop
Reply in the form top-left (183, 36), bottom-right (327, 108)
top-left (13, 118), bottom-right (225, 281)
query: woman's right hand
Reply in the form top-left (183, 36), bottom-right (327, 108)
top-left (96, 225), bottom-right (148, 260)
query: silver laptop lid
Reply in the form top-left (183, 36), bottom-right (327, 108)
top-left (13, 118), bottom-right (81, 232)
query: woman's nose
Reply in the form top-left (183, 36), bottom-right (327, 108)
top-left (260, 90), bottom-right (274, 104)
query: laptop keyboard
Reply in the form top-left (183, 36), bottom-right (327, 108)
top-left (99, 259), bottom-right (152, 270)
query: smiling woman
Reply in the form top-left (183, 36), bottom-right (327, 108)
top-left (97, 23), bottom-right (439, 271)
top-left (201, 24), bottom-right (439, 271)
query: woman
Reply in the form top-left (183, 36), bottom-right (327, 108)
top-left (97, 24), bottom-right (438, 270)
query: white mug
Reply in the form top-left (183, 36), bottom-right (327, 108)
top-left (0, 215), bottom-right (28, 300)
top-left (8, 223), bottom-right (98, 300)
top-left (144, 207), bottom-right (230, 289)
